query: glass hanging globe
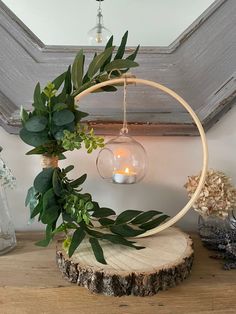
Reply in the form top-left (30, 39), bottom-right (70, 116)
top-left (88, 0), bottom-right (112, 45)
top-left (96, 134), bottom-right (148, 184)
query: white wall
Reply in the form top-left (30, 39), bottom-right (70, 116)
top-left (1, 0), bottom-right (232, 234)
top-left (1, 105), bottom-right (236, 232)
top-left (3, 0), bottom-right (215, 46)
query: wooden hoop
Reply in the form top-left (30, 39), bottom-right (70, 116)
top-left (75, 78), bottom-right (208, 237)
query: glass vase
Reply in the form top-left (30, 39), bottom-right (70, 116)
top-left (0, 183), bottom-right (16, 254)
top-left (198, 211), bottom-right (236, 251)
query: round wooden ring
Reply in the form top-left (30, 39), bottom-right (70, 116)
top-left (75, 78), bottom-right (208, 237)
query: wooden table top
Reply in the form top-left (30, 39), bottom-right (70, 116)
top-left (0, 232), bottom-right (235, 314)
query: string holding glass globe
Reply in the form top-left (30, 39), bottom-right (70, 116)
top-left (96, 134), bottom-right (147, 184)
top-left (96, 76), bottom-right (147, 184)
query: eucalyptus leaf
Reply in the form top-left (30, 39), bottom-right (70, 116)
top-left (64, 65), bottom-right (72, 94)
top-left (89, 238), bottom-right (107, 264)
top-left (52, 109), bottom-right (75, 126)
top-left (33, 83), bottom-right (46, 112)
top-left (110, 224), bottom-right (144, 237)
top-left (46, 223), bottom-right (53, 238)
top-left (33, 168), bottom-right (54, 193)
top-left (87, 46), bottom-right (114, 78)
top-left (42, 188), bottom-right (56, 210)
top-left (26, 187), bottom-right (39, 219)
top-left (131, 210), bottom-right (162, 225)
top-left (86, 228), bottom-right (104, 238)
top-left (126, 45), bottom-right (140, 61)
top-left (62, 212), bottom-right (75, 223)
top-left (139, 215), bottom-right (169, 230)
top-left (115, 210), bottom-right (142, 225)
top-left (52, 71), bottom-right (66, 90)
top-left (58, 153), bottom-right (66, 160)
top-left (70, 174), bottom-right (87, 188)
top-left (53, 103), bottom-right (68, 111)
top-left (56, 88), bottom-right (67, 104)
top-left (52, 122), bottom-right (75, 139)
top-left (114, 31), bottom-right (128, 60)
top-left (63, 165), bottom-right (74, 173)
top-left (100, 86), bottom-right (117, 92)
top-left (20, 106), bottom-right (29, 123)
top-left (102, 234), bottom-right (144, 250)
top-left (68, 228), bottom-right (86, 257)
top-left (30, 198), bottom-right (43, 219)
top-left (25, 116), bottom-right (48, 132)
top-left (65, 94), bottom-right (75, 108)
top-left (19, 128), bottom-right (50, 147)
top-left (104, 59), bottom-right (138, 72)
top-left (54, 222), bottom-right (77, 233)
top-left (85, 201), bottom-right (94, 210)
top-left (25, 186), bottom-right (36, 207)
top-left (52, 169), bottom-right (63, 196)
top-left (74, 110), bottom-right (89, 122)
top-left (98, 217), bottom-right (115, 226)
top-left (41, 205), bottom-right (59, 224)
top-left (26, 146), bottom-right (48, 155)
top-left (105, 35), bottom-right (113, 49)
top-left (72, 81), bottom-right (94, 97)
top-left (41, 189), bottom-right (59, 224)
top-left (72, 50), bottom-right (84, 89)
top-left (92, 207), bottom-right (116, 218)
top-left (35, 224), bottom-right (53, 247)
top-left (100, 35), bottom-right (113, 71)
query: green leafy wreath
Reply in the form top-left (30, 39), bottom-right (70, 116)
top-left (20, 32), bottom-right (169, 264)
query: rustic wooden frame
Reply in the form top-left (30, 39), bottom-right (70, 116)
top-left (0, 0), bottom-right (235, 136)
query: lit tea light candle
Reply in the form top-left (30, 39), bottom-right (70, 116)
top-left (112, 167), bottom-right (137, 184)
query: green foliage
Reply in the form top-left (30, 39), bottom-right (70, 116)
top-left (104, 59), bottom-right (138, 72)
top-left (87, 46), bottom-right (114, 78)
top-left (20, 32), bottom-right (170, 264)
top-left (62, 126), bottom-right (104, 153)
top-left (71, 50), bottom-right (84, 89)
top-left (20, 106), bottom-right (29, 123)
top-left (115, 210), bottom-right (142, 225)
top-left (33, 83), bottom-right (47, 113)
top-left (19, 128), bottom-right (50, 147)
top-left (25, 116), bottom-right (48, 132)
top-left (92, 207), bottom-right (116, 218)
top-left (114, 31), bottom-right (128, 60)
top-left (34, 168), bottom-right (54, 193)
top-left (68, 228), bottom-right (86, 257)
top-left (89, 238), bottom-right (107, 264)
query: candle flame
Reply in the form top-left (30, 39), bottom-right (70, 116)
top-left (124, 167), bottom-right (130, 174)
top-left (115, 148), bottom-right (129, 158)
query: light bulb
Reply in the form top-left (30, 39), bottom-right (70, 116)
top-left (88, 1), bottom-right (112, 45)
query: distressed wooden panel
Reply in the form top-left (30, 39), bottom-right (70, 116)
top-left (0, 0), bottom-right (235, 136)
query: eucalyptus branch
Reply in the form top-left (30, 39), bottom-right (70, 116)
top-left (19, 32), bottom-right (169, 264)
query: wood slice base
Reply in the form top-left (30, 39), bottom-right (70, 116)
top-left (56, 227), bottom-right (194, 296)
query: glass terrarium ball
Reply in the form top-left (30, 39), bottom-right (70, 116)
top-left (96, 135), bottom-right (148, 184)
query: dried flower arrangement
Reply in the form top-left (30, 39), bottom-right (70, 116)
top-left (185, 169), bottom-right (236, 270)
top-left (184, 169), bottom-right (236, 219)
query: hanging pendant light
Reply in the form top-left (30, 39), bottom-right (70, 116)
top-left (96, 77), bottom-right (148, 184)
top-left (88, 0), bottom-right (112, 45)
